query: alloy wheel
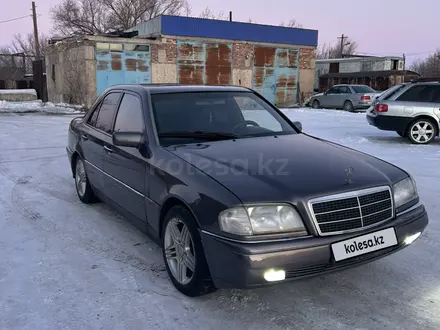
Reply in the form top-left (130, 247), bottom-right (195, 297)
top-left (75, 159), bottom-right (87, 197)
top-left (409, 121), bottom-right (435, 144)
top-left (164, 217), bottom-right (196, 285)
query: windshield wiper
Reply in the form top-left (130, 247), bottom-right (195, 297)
top-left (158, 131), bottom-right (239, 141)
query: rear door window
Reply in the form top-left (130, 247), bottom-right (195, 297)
top-left (397, 85), bottom-right (438, 103)
top-left (94, 92), bottom-right (122, 134)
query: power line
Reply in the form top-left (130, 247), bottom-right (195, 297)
top-left (0, 14), bottom-right (31, 24)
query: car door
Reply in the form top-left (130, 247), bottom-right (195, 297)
top-left (336, 86), bottom-right (352, 108)
top-left (102, 91), bottom-right (147, 223)
top-left (321, 86), bottom-right (340, 108)
top-left (80, 99), bottom-right (108, 193)
top-left (85, 91), bottom-right (122, 198)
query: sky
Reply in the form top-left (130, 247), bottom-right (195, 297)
top-left (1, 0), bottom-right (439, 64)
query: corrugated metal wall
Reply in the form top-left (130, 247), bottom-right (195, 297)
top-left (95, 43), bottom-right (151, 95)
top-left (252, 46), bottom-right (299, 107)
top-left (176, 40), bottom-right (232, 85)
top-left (160, 16), bottom-right (318, 47)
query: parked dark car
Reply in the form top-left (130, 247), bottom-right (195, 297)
top-left (66, 84), bottom-right (428, 297)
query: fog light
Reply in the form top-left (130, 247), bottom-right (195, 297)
top-left (404, 232), bottom-right (421, 245)
top-left (263, 269), bottom-right (285, 282)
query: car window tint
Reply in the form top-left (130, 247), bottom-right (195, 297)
top-left (88, 104), bottom-right (101, 127)
top-left (95, 92), bottom-right (121, 133)
top-left (339, 86), bottom-right (350, 94)
top-left (234, 96), bottom-right (282, 131)
top-left (431, 86), bottom-right (440, 103)
top-left (114, 94), bottom-right (144, 132)
top-left (151, 92), bottom-right (296, 145)
top-left (328, 87), bottom-right (338, 94)
top-left (381, 84), bottom-right (406, 100)
top-left (351, 85), bottom-right (376, 93)
top-left (397, 85), bottom-right (437, 103)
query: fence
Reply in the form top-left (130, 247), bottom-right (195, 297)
top-left (0, 53), bottom-right (47, 101)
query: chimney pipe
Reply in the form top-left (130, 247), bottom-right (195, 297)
top-left (229, 11), bottom-right (232, 21)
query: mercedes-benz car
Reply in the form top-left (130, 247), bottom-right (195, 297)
top-left (66, 84), bottom-right (428, 297)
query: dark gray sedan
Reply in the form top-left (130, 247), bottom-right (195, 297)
top-left (310, 84), bottom-right (381, 111)
top-left (66, 84), bottom-right (428, 297)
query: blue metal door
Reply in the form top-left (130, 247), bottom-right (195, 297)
top-left (95, 44), bottom-right (151, 96)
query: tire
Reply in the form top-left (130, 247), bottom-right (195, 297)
top-left (343, 100), bottom-right (355, 112)
top-left (161, 205), bottom-right (216, 297)
top-left (407, 118), bottom-right (438, 144)
top-left (396, 131), bottom-right (406, 137)
top-left (312, 100), bottom-right (320, 109)
top-left (74, 157), bottom-right (97, 203)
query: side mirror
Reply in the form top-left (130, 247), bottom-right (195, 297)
top-left (113, 132), bottom-right (144, 148)
top-left (293, 121), bottom-right (302, 132)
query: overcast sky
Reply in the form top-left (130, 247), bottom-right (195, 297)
top-left (1, 0), bottom-right (438, 64)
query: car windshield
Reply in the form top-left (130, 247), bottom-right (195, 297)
top-left (351, 85), bottom-right (376, 93)
top-left (151, 91), bottom-right (297, 145)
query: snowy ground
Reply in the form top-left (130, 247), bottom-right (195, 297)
top-left (0, 109), bottom-right (439, 330)
top-left (0, 100), bottom-right (83, 114)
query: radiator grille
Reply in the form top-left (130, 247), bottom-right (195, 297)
top-left (309, 187), bottom-right (393, 235)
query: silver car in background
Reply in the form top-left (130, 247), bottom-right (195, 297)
top-left (366, 81), bottom-right (440, 144)
top-left (310, 84), bottom-right (381, 112)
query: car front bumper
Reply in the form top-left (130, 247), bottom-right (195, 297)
top-left (366, 112), bottom-right (412, 132)
top-left (200, 203), bottom-right (428, 289)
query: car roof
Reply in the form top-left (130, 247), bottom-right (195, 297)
top-left (106, 84), bottom-right (251, 94)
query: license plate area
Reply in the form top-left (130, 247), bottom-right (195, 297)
top-left (331, 227), bottom-right (398, 262)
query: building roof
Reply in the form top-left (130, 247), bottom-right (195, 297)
top-left (319, 70), bottom-right (420, 79)
top-left (316, 56), bottom-right (404, 63)
top-left (129, 15), bottom-right (318, 47)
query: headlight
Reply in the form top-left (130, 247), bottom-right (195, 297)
top-left (218, 204), bottom-right (306, 236)
top-left (393, 176), bottom-right (418, 209)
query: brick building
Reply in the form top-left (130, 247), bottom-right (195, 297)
top-left (45, 15), bottom-right (318, 108)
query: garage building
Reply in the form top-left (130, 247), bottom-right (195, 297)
top-left (45, 15), bottom-right (318, 108)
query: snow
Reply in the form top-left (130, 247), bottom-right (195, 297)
top-left (0, 89), bottom-right (37, 95)
top-left (0, 100), bottom-right (83, 114)
top-left (0, 110), bottom-right (439, 329)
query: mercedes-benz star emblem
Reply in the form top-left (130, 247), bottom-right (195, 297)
top-left (345, 167), bottom-right (354, 184)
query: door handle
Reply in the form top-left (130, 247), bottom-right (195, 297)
top-left (81, 134), bottom-right (89, 140)
top-left (103, 145), bottom-right (113, 153)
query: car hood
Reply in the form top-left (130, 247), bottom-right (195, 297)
top-left (166, 134), bottom-right (407, 203)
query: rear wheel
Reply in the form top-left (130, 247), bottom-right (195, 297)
top-left (407, 119), bottom-right (438, 144)
top-left (162, 205), bottom-right (216, 297)
top-left (343, 100), bottom-right (355, 112)
top-left (74, 157), bottom-right (97, 203)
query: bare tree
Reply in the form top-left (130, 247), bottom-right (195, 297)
top-left (410, 50), bottom-right (440, 77)
top-left (0, 33), bottom-right (49, 56)
top-left (279, 19), bottom-right (303, 28)
top-left (315, 39), bottom-right (359, 59)
top-left (50, 0), bottom-right (188, 36)
top-left (198, 7), bottom-right (226, 20)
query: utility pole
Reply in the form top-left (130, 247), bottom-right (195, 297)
top-left (337, 34), bottom-right (348, 58)
top-left (31, 1), bottom-right (41, 60)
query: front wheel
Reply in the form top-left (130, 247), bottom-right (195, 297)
top-left (162, 206), bottom-right (216, 297)
top-left (407, 119), bottom-right (438, 144)
top-left (312, 100), bottom-right (320, 109)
